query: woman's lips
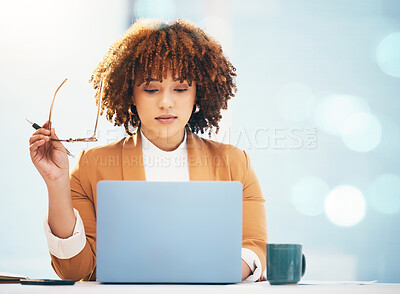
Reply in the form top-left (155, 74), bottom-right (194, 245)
top-left (155, 115), bottom-right (177, 125)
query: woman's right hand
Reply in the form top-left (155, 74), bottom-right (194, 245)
top-left (29, 120), bottom-right (69, 183)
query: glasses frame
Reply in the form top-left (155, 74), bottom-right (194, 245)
top-left (49, 77), bottom-right (104, 143)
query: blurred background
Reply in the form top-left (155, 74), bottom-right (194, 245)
top-left (0, 0), bottom-right (399, 282)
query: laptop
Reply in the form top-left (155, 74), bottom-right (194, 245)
top-left (96, 181), bottom-right (243, 284)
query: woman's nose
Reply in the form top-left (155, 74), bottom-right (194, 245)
top-left (158, 90), bottom-right (174, 109)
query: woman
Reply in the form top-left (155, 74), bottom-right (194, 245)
top-left (29, 19), bottom-right (267, 282)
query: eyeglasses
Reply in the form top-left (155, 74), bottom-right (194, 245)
top-left (49, 77), bottom-right (104, 143)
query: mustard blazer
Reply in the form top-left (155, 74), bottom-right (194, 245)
top-left (50, 129), bottom-right (267, 281)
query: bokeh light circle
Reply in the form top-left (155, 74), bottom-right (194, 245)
top-left (325, 186), bottom-right (366, 227)
top-left (376, 32), bottom-right (400, 78)
top-left (341, 112), bottom-right (382, 152)
top-left (292, 176), bottom-right (329, 216)
top-left (372, 116), bottom-right (400, 156)
top-left (276, 82), bottom-right (315, 122)
top-left (370, 174), bottom-right (400, 214)
top-left (314, 94), bottom-right (370, 136)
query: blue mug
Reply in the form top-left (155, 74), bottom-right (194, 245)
top-left (267, 244), bottom-right (306, 285)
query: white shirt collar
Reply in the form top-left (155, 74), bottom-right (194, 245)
top-left (140, 127), bottom-right (187, 155)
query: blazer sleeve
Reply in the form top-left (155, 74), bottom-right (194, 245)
top-left (49, 150), bottom-right (97, 281)
top-left (241, 150), bottom-right (267, 281)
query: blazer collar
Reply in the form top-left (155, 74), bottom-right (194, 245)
top-left (121, 126), bottom-right (210, 181)
top-left (186, 127), bottom-right (210, 181)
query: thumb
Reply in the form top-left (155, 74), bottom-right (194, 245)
top-left (51, 127), bottom-right (60, 139)
top-left (42, 120), bottom-right (50, 130)
top-left (50, 128), bottom-right (67, 152)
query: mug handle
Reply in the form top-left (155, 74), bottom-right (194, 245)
top-left (301, 254), bottom-right (306, 277)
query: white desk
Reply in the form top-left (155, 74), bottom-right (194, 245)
top-left (1, 282), bottom-right (399, 294)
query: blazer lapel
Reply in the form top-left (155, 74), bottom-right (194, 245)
top-left (121, 130), bottom-right (146, 181)
top-left (187, 129), bottom-right (210, 181)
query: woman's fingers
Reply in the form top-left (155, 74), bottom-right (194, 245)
top-left (29, 134), bottom-right (50, 145)
top-left (51, 128), bottom-right (60, 140)
top-left (29, 121), bottom-right (57, 156)
top-left (29, 121), bottom-right (69, 158)
top-left (50, 128), bottom-right (64, 147)
top-left (49, 128), bottom-right (68, 155)
top-left (30, 121), bottom-right (51, 140)
top-left (31, 127), bottom-right (50, 136)
top-left (29, 138), bottom-right (47, 153)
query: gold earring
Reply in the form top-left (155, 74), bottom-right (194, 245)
top-left (194, 104), bottom-right (200, 113)
top-left (128, 104), bottom-right (135, 115)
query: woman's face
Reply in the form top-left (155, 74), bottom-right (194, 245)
top-left (133, 71), bottom-right (196, 142)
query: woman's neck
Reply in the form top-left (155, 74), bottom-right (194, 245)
top-left (140, 127), bottom-right (185, 151)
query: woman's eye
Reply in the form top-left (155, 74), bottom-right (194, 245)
top-left (175, 89), bottom-right (188, 93)
top-left (144, 89), bottom-right (158, 93)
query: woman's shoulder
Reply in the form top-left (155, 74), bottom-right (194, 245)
top-left (192, 133), bottom-right (254, 181)
top-left (192, 132), bottom-right (248, 162)
top-left (191, 131), bottom-right (239, 149)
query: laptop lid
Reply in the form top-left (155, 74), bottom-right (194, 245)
top-left (96, 181), bottom-right (243, 284)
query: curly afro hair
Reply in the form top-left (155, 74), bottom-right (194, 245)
top-left (90, 18), bottom-right (237, 136)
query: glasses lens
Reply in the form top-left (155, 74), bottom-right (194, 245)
top-left (50, 77), bottom-right (103, 142)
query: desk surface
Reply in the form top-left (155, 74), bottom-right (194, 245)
top-left (1, 282), bottom-right (400, 294)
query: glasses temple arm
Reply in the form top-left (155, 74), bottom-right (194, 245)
top-left (49, 78), bottom-right (68, 130)
top-left (92, 77), bottom-right (104, 138)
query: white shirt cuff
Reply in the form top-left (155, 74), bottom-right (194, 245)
top-left (43, 208), bottom-right (86, 259)
top-left (241, 248), bottom-right (262, 282)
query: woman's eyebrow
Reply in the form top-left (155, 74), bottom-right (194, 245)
top-left (148, 77), bottom-right (186, 82)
